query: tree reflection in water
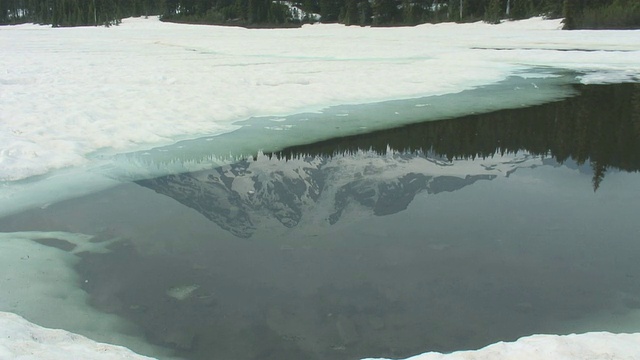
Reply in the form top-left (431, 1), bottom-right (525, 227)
top-left (274, 83), bottom-right (640, 191)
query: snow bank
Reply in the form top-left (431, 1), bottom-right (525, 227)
top-left (2, 309), bottom-right (639, 360)
top-left (0, 312), bottom-right (154, 360)
top-left (1, 16), bottom-right (639, 184)
top-left (364, 332), bottom-right (640, 360)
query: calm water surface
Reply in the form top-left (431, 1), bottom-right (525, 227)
top-left (1, 83), bottom-right (640, 360)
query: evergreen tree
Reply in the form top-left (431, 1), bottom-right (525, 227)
top-left (632, 84), bottom-right (640, 144)
top-left (302, 0), bottom-right (314, 22)
top-left (357, 0), bottom-right (372, 24)
top-left (372, 0), bottom-right (398, 24)
top-left (510, 0), bottom-right (532, 19)
top-left (562, 0), bottom-right (578, 29)
top-left (319, 0), bottom-right (340, 22)
top-left (485, 0), bottom-right (502, 23)
top-left (402, 0), bottom-right (414, 25)
top-left (341, 0), bottom-right (358, 25)
top-left (0, 0), bottom-right (638, 28)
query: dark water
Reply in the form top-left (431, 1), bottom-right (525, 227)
top-left (1, 83), bottom-right (640, 360)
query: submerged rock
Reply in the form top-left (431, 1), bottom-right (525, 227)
top-left (166, 284), bottom-right (200, 301)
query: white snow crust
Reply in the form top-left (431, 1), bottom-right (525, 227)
top-left (2, 309), bottom-right (639, 360)
top-left (363, 332), bottom-right (640, 360)
top-left (0, 311), bottom-right (154, 360)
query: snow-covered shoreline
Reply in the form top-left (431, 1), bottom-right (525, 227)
top-left (365, 332), bottom-right (640, 360)
top-left (0, 311), bottom-right (155, 360)
top-left (2, 311), bottom-right (639, 360)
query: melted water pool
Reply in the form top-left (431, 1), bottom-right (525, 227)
top-left (1, 83), bottom-right (639, 360)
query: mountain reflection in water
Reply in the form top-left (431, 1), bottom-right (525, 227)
top-left (137, 83), bottom-right (640, 239)
top-left (3, 83), bottom-right (639, 360)
top-left (136, 153), bottom-right (503, 238)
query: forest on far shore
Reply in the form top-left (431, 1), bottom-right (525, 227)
top-left (0, 0), bottom-right (639, 29)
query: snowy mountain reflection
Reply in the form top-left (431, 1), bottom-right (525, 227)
top-left (137, 83), bottom-right (640, 238)
top-left (136, 152), bottom-right (504, 238)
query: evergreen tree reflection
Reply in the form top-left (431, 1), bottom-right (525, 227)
top-left (274, 83), bottom-right (640, 191)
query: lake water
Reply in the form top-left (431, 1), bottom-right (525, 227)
top-left (1, 83), bottom-right (639, 360)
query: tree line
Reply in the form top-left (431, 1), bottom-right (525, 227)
top-left (562, 0), bottom-right (640, 29)
top-left (0, 0), bottom-right (164, 26)
top-left (1, 0), bottom-right (639, 28)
